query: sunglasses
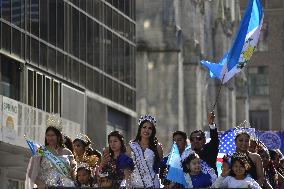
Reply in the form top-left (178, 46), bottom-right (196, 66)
top-left (190, 136), bottom-right (203, 141)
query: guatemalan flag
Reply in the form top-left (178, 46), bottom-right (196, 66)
top-left (200, 0), bottom-right (263, 83)
top-left (166, 142), bottom-right (188, 187)
top-left (25, 136), bottom-right (42, 156)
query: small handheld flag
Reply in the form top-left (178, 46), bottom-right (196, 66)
top-left (24, 135), bottom-right (42, 156)
top-left (166, 143), bottom-right (188, 187)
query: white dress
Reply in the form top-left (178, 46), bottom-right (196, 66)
top-left (130, 142), bottom-right (160, 188)
top-left (212, 175), bottom-right (261, 189)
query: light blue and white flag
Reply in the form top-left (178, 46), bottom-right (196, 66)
top-left (200, 0), bottom-right (263, 83)
top-left (25, 136), bottom-right (42, 156)
top-left (166, 142), bottom-right (188, 187)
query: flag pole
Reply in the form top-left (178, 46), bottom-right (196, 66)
top-left (212, 74), bottom-right (226, 111)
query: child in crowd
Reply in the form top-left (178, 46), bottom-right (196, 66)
top-left (212, 153), bottom-right (261, 189)
top-left (182, 152), bottom-right (212, 188)
top-left (97, 172), bottom-right (113, 188)
top-left (75, 164), bottom-right (96, 187)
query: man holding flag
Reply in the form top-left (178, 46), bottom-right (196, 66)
top-left (164, 112), bottom-right (218, 188)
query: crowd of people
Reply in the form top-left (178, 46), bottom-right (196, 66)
top-left (25, 113), bottom-right (284, 188)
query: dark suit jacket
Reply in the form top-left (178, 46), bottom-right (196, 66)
top-left (196, 128), bottom-right (219, 174)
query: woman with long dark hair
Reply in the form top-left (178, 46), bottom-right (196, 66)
top-left (99, 131), bottom-right (134, 188)
top-left (233, 124), bottom-right (264, 187)
top-left (25, 115), bottom-right (76, 189)
top-left (128, 115), bottom-right (163, 188)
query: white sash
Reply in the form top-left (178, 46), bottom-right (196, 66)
top-left (130, 142), bottom-right (156, 188)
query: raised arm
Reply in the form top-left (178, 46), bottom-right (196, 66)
top-left (208, 111), bottom-right (219, 144)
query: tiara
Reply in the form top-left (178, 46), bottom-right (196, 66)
top-left (138, 115), bottom-right (157, 126)
top-left (77, 162), bottom-right (91, 170)
top-left (75, 133), bottom-right (91, 146)
top-left (46, 114), bottom-right (63, 132)
top-left (232, 152), bottom-right (246, 159)
top-left (234, 120), bottom-right (255, 138)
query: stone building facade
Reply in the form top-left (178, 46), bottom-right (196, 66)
top-left (136, 0), bottom-right (249, 150)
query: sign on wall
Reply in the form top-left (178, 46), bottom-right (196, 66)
top-left (2, 96), bottom-right (18, 142)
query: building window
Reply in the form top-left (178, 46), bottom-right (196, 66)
top-left (106, 107), bottom-right (129, 145)
top-left (0, 55), bottom-right (21, 101)
top-left (248, 66), bottom-right (269, 96)
top-left (53, 80), bottom-right (60, 113)
top-left (45, 77), bottom-right (52, 112)
top-left (27, 69), bottom-right (34, 106)
top-left (8, 179), bottom-right (25, 189)
top-left (249, 110), bottom-right (269, 130)
top-left (36, 72), bottom-right (43, 110)
top-left (27, 68), bottom-right (61, 113)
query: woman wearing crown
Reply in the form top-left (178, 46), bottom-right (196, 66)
top-left (126, 115), bottom-right (163, 188)
top-left (25, 115), bottom-right (76, 189)
top-left (233, 122), bottom-right (264, 187)
top-left (73, 133), bottom-right (99, 174)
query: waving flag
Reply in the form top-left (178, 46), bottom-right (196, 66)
top-left (201, 0), bottom-right (263, 83)
top-left (25, 136), bottom-right (42, 156)
top-left (166, 143), bottom-right (188, 187)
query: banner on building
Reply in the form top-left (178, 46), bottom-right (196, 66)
top-left (2, 96), bottom-right (18, 142)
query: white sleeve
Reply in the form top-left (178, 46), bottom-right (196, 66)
top-left (211, 176), bottom-right (228, 188)
top-left (209, 124), bottom-right (216, 129)
top-left (248, 178), bottom-right (262, 189)
top-left (25, 156), bottom-right (41, 189)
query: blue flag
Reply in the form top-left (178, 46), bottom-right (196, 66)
top-left (166, 143), bottom-right (188, 187)
top-left (200, 0), bottom-right (263, 83)
top-left (25, 137), bottom-right (42, 156)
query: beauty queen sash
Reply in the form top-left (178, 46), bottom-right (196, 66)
top-left (130, 142), bottom-right (157, 188)
top-left (40, 146), bottom-right (70, 177)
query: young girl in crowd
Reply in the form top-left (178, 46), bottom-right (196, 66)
top-left (75, 164), bottom-right (96, 187)
top-left (182, 152), bottom-right (212, 188)
top-left (212, 153), bottom-right (261, 189)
